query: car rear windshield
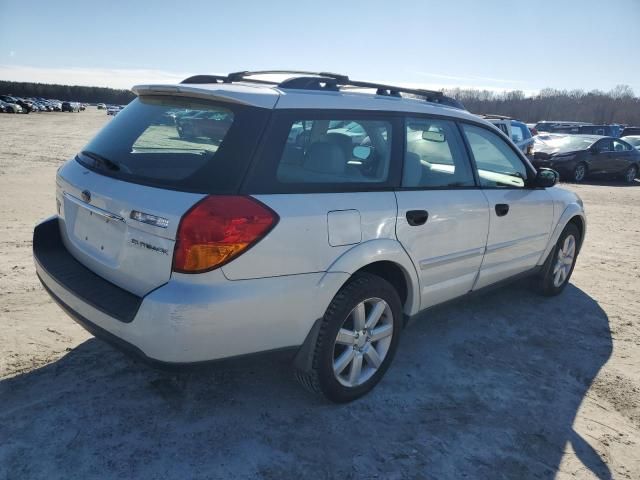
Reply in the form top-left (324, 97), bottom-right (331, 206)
top-left (76, 96), bottom-right (269, 193)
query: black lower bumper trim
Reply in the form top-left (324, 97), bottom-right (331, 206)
top-left (33, 217), bottom-right (142, 323)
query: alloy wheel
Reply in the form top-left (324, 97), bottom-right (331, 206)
top-left (332, 297), bottom-right (394, 388)
top-left (553, 234), bottom-right (576, 287)
top-left (574, 164), bottom-right (586, 182)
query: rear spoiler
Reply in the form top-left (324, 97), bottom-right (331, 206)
top-left (131, 84), bottom-right (278, 109)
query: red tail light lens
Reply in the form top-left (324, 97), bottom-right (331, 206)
top-left (173, 195), bottom-right (278, 274)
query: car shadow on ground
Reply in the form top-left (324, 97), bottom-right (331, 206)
top-left (0, 282), bottom-right (612, 479)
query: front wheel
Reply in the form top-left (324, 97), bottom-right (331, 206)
top-left (296, 272), bottom-right (402, 403)
top-left (572, 163), bottom-right (587, 183)
top-left (536, 223), bottom-right (580, 296)
top-left (623, 165), bottom-right (638, 183)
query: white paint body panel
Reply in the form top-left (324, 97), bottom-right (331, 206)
top-left (474, 189), bottom-right (554, 290)
top-left (221, 193), bottom-right (396, 280)
top-left (395, 190), bottom-right (490, 308)
top-left (56, 160), bottom-right (204, 296)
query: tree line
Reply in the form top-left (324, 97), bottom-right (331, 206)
top-left (2, 79), bottom-right (639, 125)
top-left (446, 84), bottom-right (640, 125)
top-left (0, 80), bottom-right (136, 105)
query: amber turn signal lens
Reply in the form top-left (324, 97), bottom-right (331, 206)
top-left (173, 196), bottom-right (278, 274)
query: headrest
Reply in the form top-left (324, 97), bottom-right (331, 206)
top-left (304, 142), bottom-right (347, 174)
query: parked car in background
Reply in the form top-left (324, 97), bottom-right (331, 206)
top-left (577, 124), bottom-right (622, 137)
top-left (621, 136), bottom-right (640, 150)
top-left (532, 134), bottom-right (639, 183)
top-left (535, 121), bottom-right (590, 133)
top-left (97, 103), bottom-right (106, 110)
top-left (175, 109), bottom-right (233, 140)
top-left (621, 126), bottom-right (640, 137)
top-left (483, 115), bottom-right (534, 158)
top-left (0, 99), bottom-right (23, 113)
top-left (526, 123), bottom-right (538, 136)
top-left (33, 70), bottom-right (586, 403)
top-left (61, 101), bottom-right (80, 112)
top-left (0, 95), bottom-right (30, 113)
top-left (106, 105), bottom-right (120, 115)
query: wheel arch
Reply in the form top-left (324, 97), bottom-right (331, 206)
top-left (324, 239), bottom-right (421, 317)
top-left (539, 204), bottom-right (587, 266)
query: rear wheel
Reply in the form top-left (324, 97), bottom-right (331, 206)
top-left (572, 163), bottom-right (587, 183)
top-left (296, 272), bottom-right (402, 403)
top-left (623, 165), bottom-right (638, 183)
top-left (537, 223), bottom-right (580, 296)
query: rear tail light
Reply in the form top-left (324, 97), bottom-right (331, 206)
top-left (173, 195), bottom-right (278, 274)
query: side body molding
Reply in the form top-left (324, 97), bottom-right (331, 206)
top-left (537, 203), bottom-right (586, 266)
top-left (323, 239), bottom-right (421, 316)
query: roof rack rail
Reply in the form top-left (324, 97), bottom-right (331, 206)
top-left (179, 70), bottom-right (464, 109)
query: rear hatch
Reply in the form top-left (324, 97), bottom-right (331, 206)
top-left (56, 94), bottom-right (271, 296)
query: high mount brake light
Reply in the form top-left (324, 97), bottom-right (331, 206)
top-left (173, 196), bottom-right (278, 274)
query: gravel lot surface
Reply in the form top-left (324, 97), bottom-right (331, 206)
top-left (1, 109), bottom-right (638, 479)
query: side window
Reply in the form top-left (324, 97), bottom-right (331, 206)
top-left (276, 119), bottom-right (392, 184)
top-left (403, 118), bottom-right (475, 188)
top-left (461, 124), bottom-right (528, 188)
top-left (495, 123), bottom-right (509, 136)
top-left (596, 139), bottom-right (612, 152)
top-left (511, 124), bottom-right (525, 143)
top-left (612, 139), bottom-right (630, 152)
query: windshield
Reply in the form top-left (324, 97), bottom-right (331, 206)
top-left (534, 135), bottom-right (597, 152)
top-left (77, 96), bottom-right (268, 193)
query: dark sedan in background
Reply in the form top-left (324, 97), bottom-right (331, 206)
top-left (532, 135), bottom-right (639, 183)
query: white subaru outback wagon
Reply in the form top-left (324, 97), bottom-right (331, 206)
top-left (33, 70), bottom-right (586, 402)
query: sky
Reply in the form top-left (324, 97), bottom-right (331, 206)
top-left (1, 0), bottom-right (639, 95)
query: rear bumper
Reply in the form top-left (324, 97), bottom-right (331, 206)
top-left (34, 217), bottom-right (348, 364)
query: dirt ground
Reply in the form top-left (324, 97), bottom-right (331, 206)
top-left (0, 109), bottom-right (638, 479)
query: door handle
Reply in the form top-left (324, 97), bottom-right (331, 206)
top-left (495, 204), bottom-right (509, 217)
top-left (406, 210), bottom-right (429, 226)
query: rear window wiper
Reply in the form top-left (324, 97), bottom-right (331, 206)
top-left (80, 150), bottom-right (121, 171)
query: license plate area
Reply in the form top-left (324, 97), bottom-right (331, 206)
top-left (72, 206), bottom-right (126, 264)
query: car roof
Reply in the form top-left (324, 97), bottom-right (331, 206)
top-left (132, 80), bottom-right (485, 126)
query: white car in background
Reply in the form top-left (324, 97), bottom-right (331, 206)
top-left (33, 70), bottom-right (586, 402)
top-left (621, 135), bottom-right (640, 150)
top-left (106, 105), bottom-right (120, 116)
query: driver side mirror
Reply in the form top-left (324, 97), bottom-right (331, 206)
top-left (533, 168), bottom-right (559, 188)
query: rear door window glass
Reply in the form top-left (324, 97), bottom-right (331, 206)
top-left (277, 119), bottom-right (392, 184)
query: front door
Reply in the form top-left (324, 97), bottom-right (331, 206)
top-left (395, 117), bottom-right (489, 309)
top-left (459, 123), bottom-right (555, 290)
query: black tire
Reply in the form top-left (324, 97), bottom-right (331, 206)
top-left (623, 164), bottom-right (638, 183)
top-left (536, 223), bottom-right (580, 296)
top-left (296, 272), bottom-right (403, 403)
top-left (572, 162), bottom-right (587, 183)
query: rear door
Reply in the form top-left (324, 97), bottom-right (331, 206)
top-left (589, 138), bottom-right (612, 174)
top-left (56, 95), bottom-right (271, 296)
top-left (459, 123), bottom-right (554, 289)
top-left (395, 117), bottom-right (489, 308)
top-left (611, 139), bottom-right (634, 173)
